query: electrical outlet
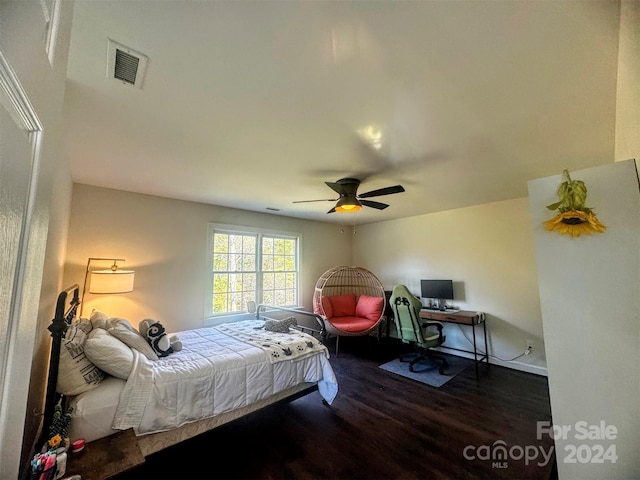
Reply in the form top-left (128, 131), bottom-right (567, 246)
top-left (526, 339), bottom-right (535, 354)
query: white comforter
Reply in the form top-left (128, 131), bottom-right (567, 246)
top-left (112, 321), bottom-right (338, 435)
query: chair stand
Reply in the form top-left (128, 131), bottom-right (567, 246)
top-left (336, 335), bottom-right (380, 358)
top-left (400, 351), bottom-right (449, 375)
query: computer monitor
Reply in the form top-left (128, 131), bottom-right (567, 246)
top-left (420, 279), bottom-right (454, 308)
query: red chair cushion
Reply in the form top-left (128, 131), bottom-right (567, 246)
top-left (329, 315), bottom-right (377, 333)
top-left (321, 296), bottom-right (333, 318)
top-left (355, 295), bottom-right (384, 322)
top-left (328, 294), bottom-right (357, 317)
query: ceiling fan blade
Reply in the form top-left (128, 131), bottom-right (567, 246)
top-left (327, 207), bottom-right (337, 214)
top-left (360, 199), bottom-right (389, 210)
top-left (358, 185), bottom-right (405, 198)
top-left (292, 198), bottom-right (338, 203)
top-left (325, 181), bottom-right (348, 196)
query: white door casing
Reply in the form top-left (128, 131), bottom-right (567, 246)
top-left (0, 49), bottom-right (45, 480)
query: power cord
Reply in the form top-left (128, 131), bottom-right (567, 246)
top-left (455, 324), bottom-right (530, 363)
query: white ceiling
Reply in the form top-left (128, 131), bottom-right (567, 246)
top-left (63, 0), bottom-right (621, 225)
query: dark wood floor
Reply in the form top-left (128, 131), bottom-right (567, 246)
top-left (114, 337), bottom-right (556, 480)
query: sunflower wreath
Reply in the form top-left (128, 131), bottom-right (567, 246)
top-left (544, 169), bottom-right (606, 238)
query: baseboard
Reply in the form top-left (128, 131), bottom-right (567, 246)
top-left (432, 347), bottom-right (548, 376)
top-left (488, 357), bottom-right (548, 376)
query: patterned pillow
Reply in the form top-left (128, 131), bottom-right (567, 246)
top-left (264, 317), bottom-right (298, 333)
top-left (57, 320), bottom-right (105, 396)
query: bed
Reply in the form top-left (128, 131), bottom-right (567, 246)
top-left (43, 285), bottom-right (338, 457)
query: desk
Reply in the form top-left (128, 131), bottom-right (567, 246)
top-left (420, 309), bottom-right (488, 374)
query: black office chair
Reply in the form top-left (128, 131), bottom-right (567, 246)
top-left (389, 284), bottom-right (448, 374)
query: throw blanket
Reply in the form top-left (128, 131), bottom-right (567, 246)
top-left (215, 321), bottom-right (327, 363)
top-left (112, 320), bottom-right (338, 435)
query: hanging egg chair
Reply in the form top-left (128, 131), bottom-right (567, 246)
top-left (313, 266), bottom-right (386, 354)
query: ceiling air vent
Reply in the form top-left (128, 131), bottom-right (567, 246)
top-left (107, 39), bottom-right (148, 89)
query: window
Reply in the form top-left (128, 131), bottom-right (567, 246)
top-left (207, 224), bottom-right (300, 316)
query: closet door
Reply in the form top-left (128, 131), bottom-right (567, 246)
top-left (0, 51), bottom-right (44, 480)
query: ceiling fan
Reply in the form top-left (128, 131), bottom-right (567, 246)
top-left (293, 178), bottom-right (405, 214)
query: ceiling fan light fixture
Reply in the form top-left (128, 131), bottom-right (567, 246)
top-left (335, 196), bottom-right (362, 212)
top-left (294, 177), bottom-right (402, 213)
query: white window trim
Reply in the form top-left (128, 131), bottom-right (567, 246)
top-left (204, 223), bottom-right (303, 321)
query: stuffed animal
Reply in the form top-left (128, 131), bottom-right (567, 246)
top-left (264, 317), bottom-right (298, 333)
top-left (139, 319), bottom-right (182, 357)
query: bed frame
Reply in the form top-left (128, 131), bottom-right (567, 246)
top-left (42, 284), bottom-right (80, 445)
top-left (43, 286), bottom-right (323, 459)
top-left (254, 303), bottom-right (328, 340)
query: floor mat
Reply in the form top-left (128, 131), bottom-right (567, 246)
top-left (379, 353), bottom-right (474, 387)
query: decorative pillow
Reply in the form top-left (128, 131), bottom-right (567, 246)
top-left (90, 309), bottom-right (110, 330)
top-left (321, 296), bottom-right (333, 319)
top-left (109, 317), bottom-right (137, 332)
top-left (73, 318), bottom-right (93, 335)
top-left (356, 294), bottom-right (385, 322)
top-left (108, 322), bottom-right (159, 361)
top-left (57, 321), bottom-right (105, 396)
top-left (84, 329), bottom-right (134, 380)
top-left (264, 317), bottom-right (298, 333)
top-left (91, 310), bottom-right (138, 333)
top-left (139, 319), bottom-right (182, 357)
top-left (328, 294), bottom-right (357, 317)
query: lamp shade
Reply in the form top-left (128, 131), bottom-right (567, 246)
top-left (89, 269), bottom-right (135, 294)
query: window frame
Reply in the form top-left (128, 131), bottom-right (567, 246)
top-left (205, 223), bottom-right (302, 318)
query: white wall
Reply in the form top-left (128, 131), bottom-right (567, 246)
top-left (3, 1), bottom-right (632, 478)
top-left (64, 184), bottom-right (351, 332)
top-left (528, 159), bottom-right (639, 480)
top-left (615, 0), bottom-right (639, 162)
top-left (352, 197), bottom-right (547, 375)
top-left (66, 185), bottom-right (550, 374)
top-left (0, 0), bottom-right (75, 476)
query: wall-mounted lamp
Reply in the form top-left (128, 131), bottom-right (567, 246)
top-left (335, 196), bottom-right (362, 212)
top-left (80, 257), bottom-right (135, 316)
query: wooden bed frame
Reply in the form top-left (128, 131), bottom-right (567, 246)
top-left (43, 286), bottom-right (323, 473)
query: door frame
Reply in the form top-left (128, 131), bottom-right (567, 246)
top-left (0, 49), bottom-right (45, 479)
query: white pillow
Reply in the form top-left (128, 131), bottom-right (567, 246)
top-left (90, 309), bottom-right (110, 330)
top-left (84, 329), bottom-right (134, 380)
top-left (57, 320), bottom-right (105, 395)
top-left (109, 317), bottom-right (136, 332)
top-left (108, 322), bottom-right (158, 361)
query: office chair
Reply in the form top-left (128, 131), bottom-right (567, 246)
top-left (389, 284), bottom-right (448, 374)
